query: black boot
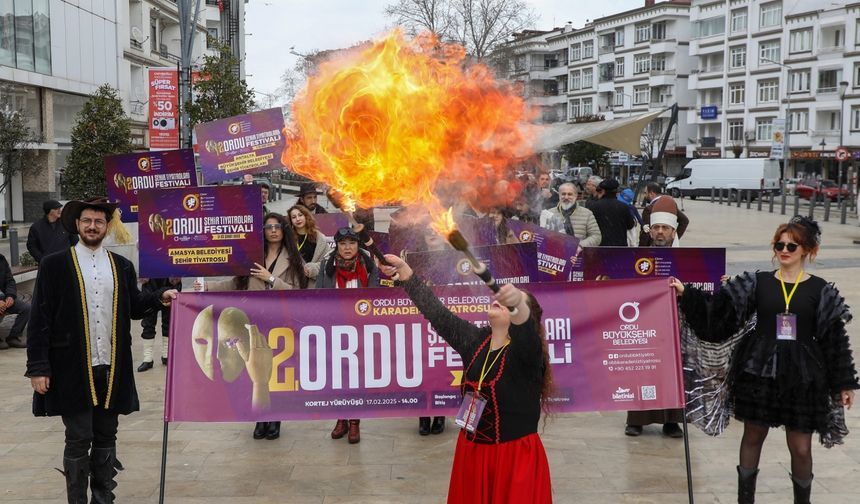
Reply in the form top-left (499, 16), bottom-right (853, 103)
top-left (430, 416), bottom-right (446, 434)
top-left (89, 447), bottom-right (118, 504)
top-left (791, 474), bottom-right (813, 504)
top-left (253, 422), bottom-right (268, 440)
top-left (737, 465), bottom-right (758, 504)
top-left (60, 455), bottom-right (89, 504)
top-left (266, 421), bottom-right (281, 440)
top-left (418, 417), bottom-right (431, 436)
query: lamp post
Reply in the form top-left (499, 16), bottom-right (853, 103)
top-left (838, 80), bottom-right (849, 205)
top-left (763, 57), bottom-right (793, 177)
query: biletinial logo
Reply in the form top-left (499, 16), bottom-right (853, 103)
top-left (182, 193), bottom-right (201, 212)
top-left (137, 157), bottom-right (151, 172)
top-left (634, 257), bottom-right (655, 276)
top-left (354, 299), bottom-right (371, 316)
top-left (228, 122), bottom-right (241, 135)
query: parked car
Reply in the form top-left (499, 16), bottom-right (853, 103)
top-left (783, 177), bottom-right (802, 196)
top-left (794, 179), bottom-right (850, 201)
top-left (628, 170), bottom-right (666, 189)
top-left (564, 166), bottom-right (593, 187)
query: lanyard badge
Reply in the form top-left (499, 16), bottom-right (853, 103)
top-left (776, 269), bottom-right (803, 342)
top-left (454, 341), bottom-right (509, 433)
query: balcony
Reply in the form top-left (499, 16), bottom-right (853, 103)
top-left (650, 96), bottom-right (674, 107)
top-left (817, 86), bottom-right (838, 95)
top-left (698, 64), bottom-right (724, 74)
top-left (818, 45), bottom-right (845, 55)
top-left (598, 45), bottom-right (615, 55)
top-left (650, 68), bottom-right (675, 76)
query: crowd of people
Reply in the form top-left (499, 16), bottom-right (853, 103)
top-left (2, 170), bottom-right (856, 504)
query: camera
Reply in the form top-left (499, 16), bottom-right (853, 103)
top-left (152, 117), bottom-right (176, 130)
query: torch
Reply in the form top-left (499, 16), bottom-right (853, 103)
top-left (326, 187), bottom-right (394, 269)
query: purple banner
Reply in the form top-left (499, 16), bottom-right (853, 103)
top-left (313, 213), bottom-right (350, 236)
top-left (195, 108), bottom-right (286, 184)
top-left (406, 242), bottom-right (538, 286)
top-left (582, 247), bottom-right (726, 293)
top-left (137, 185), bottom-right (263, 277)
top-left (507, 220), bottom-right (582, 282)
top-left (104, 149), bottom-right (197, 222)
top-left (165, 279), bottom-right (684, 422)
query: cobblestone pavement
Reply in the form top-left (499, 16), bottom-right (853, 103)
top-left (1, 199), bottom-right (859, 503)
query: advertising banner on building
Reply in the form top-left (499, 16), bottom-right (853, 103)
top-left (195, 108), bottom-right (287, 183)
top-left (406, 242), bottom-right (539, 286)
top-left (581, 247), bottom-right (725, 293)
top-left (104, 149), bottom-right (197, 222)
top-left (507, 220), bottom-right (582, 282)
top-left (771, 118), bottom-right (786, 159)
top-left (148, 68), bottom-right (180, 150)
top-left (165, 278), bottom-right (684, 422)
top-left (137, 185), bottom-right (263, 277)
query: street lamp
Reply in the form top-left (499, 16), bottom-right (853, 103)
top-left (762, 57), bottom-right (792, 176)
top-left (838, 80), bottom-right (849, 205)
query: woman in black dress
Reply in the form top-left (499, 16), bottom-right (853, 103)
top-left (671, 217), bottom-right (857, 504)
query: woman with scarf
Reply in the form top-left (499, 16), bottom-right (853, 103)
top-left (287, 205), bottom-right (328, 283)
top-left (194, 212), bottom-right (308, 441)
top-left (380, 254), bottom-right (553, 504)
top-left (317, 227), bottom-right (380, 443)
top-left (672, 216), bottom-right (857, 504)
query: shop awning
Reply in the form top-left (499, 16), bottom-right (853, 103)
top-left (534, 108), bottom-right (670, 155)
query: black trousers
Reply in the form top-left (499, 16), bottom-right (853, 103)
top-left (61, 366), bottom-right (119, 459)
top-left (141, 305), bottom-right (170, 340)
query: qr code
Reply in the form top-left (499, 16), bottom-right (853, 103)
top-left (641, 385), bottom-right (657, 401)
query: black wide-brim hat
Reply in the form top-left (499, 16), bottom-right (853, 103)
top-left (60, 197), bottom-right (118, 234)
top-left (298, 182), bottom-right (319, 197)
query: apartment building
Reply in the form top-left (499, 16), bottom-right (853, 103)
top-left (504, 26), bottom-right (570, 125)
top-left (688, 0), bottom-right (858, 181)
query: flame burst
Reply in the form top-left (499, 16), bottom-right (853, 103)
top-left (430, 207), bottom-right (457, 236)
top-left (282, 30), bottom-right (536, 220)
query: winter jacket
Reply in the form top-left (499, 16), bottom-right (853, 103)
top-left (26, 217), bottom-right (78, 263)
top-left (539, 204), bottom-right (602, 247)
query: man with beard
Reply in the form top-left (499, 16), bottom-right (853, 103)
top-left (296, 182), bottom-right (328, 214)
top-left (639, 182), bottom-right (689, 246)
top-left (624, 209), bottom-right (685, 438)
top-left (540, 183), bottom-right (601, 257)
top-left (26, 197), bottom-right (178, 503)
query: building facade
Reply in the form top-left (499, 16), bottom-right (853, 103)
top-left (688, 0), bottom-right (858, 182)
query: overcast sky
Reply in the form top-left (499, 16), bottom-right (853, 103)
top-left (245, 0), bottom-right (643, 99)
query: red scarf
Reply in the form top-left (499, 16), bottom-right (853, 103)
top-left (335, 255), bottom-right (369, 288)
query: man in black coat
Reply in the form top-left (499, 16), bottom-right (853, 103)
top-left (26, 197), bottom-right (177, 503)
top-left (586, 179), bottom-right (634, 246)
top-left (0, 252), bottom-right (31, 349)
top-left (26, 200), bottom-right (78, 263)
top-left (296, 182), bottom-right (329, 214)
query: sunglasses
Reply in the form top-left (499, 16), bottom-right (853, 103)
top-left (774, 241), bottom-right (799, 253)
top-left (264, 223), bottom-right (283, 231)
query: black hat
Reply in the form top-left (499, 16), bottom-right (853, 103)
top-left (60, 197), bottom-right (118, 234)
top-left (43, 200), bottom-right (62, 214)
top-left (298, 182), bottom-right (319, 197)
top-left (334, 226), bottom-right (360, 243)
top-left (598, 179), bottom-right (620, 192)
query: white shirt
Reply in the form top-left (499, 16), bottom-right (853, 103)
top-left (75, 242), bottom-right (114, 366)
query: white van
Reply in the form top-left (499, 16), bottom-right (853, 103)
top-left (665, 159), bottom-right (781, 199)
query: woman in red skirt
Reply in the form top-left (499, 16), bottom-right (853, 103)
top-left (382, 255), bottom-right (553, 504)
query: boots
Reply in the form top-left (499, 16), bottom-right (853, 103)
top-left (61, 455), bottom-right (89, 504)
top-left (737, 465), bottom-right (758, 504)
top-left (138, 340), bottom-right (154, 372)
top-left (161, 336), bottom-right (169, 365)
top-left (266, 421), bottom-right (281, 440)
top-left (791, 474), bottom-right (813, 504)
top-left (431, 416), bottom-right (446, 435)
top-left (253, 422), bottom-right (268, 440)
top-left (347, 420), bottom-right (360, 444)
top-left (418, 417), bottom-right (431, 436)
top-left (89, 447), bottom-right (118, 504)
top-left (331, 419), bottom-right (348, 439)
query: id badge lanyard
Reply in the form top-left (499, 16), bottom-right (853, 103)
top-left (776, 269), bottom-right (803, 342)
top-left (455, 341), bottom-right (509, 432)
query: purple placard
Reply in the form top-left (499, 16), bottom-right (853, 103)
top-left (406, 242), bottom-right (538, 286)
top-left (582, 247), bottom-right (726, 293)
top-left (165, 278), bottom-right (684, 422)
top-left (507, 220), bottom-right (581, 282)
top-left (195, 108), bottom-right (286, 183)
top-left (137, 185), bottom-right (263, 277)
top-left (313, 213), bottom-right (350, 236)
top-left (104, 149), bottom-right (197, 222)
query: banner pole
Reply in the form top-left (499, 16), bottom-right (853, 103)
top-left (682, 409), bottom-right (695, 504)
top-left (158, 420), bottom-right (169, 504)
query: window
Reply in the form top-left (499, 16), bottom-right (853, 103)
top-left (614, 88), bottom-right (624, 107)
top-left (759, 2), bottom-right (782, 28)
top-left (0, 0), bottom-right (14, 67)
top-left (651, 21), bottom-right (666, 40)
top-left (570, 43), bottom-right (581, 61)
top-left (651, 55), bottom-right (666, 72)
top-left (633, 85), bottom-right (649, 105)
top-left (206, 28), bottom-right (219, 49)
top-left (634, 53), bottom-right (650, 74)
top-left (615, 29), bottom-right (624, 48)
top-left (788, 110), bottom-right (808, 133)
top-left (53, 91), bottom-right (87, 143)
top-left (635, 24), bottom-right (650, 43)
top-left (855, 63), bottom-right (860, 87)
top-left (731, 8), bottom-right (748, 33)
top-left (827, 111), bottom-right (841, 130)
top-left (729, 46), bottom-right (746, 69)
top-left (0, 0), bottom-right (50, 73)
top-left (729, 82), bottom-right (745, 105)
top-left (789, 69), bottom-right (811, 93)
top-left (728, 120), bottom-right (744, 141)
top-left (582, 97), bottom-right (593, 116)
top-left (150, 17), bottom-right (158, 51)
top-left (756, 118), bottom-right (774, 141)
top-left (615, 57), bottom-right (624, 78)
top-left (757, 79), bottom-right (779, 103)
top-left (789, 29), bottom-right (812, 53)
top-left (569, 70), bottom-right (581, 90)
top-left (852, 106), bottom-right (860, 130)
top-left (0, 81), bottom-right (41, 133)
top-left (759, 40), bottom-right (780, 65)
top-left (583, 41), bottom-right (593, 58)
top-left (694, 16), bottom-right (726, 38)
top-left (818, 69), bottom-right (843, 93)
top-left (582, 68), bottom-right (593, 89)
top-left (570, 99), bottom-right (581, 118)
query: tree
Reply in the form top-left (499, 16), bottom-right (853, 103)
top-left (384, 0), bottom-right (456, 39)
top-left (0, 93), bottom-right (42, 195)
top-left (62, 85), bottom-right (132, 200)
top-left (561, 141), bottom-right (610, 176)
top-left (186, 42), bottom-right (256, 127)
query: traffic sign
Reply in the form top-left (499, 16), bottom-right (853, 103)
top-left (835, 147), bottom-right (851, 162)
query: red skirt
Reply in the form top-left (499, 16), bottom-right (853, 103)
top-left (448, 430), bottom-right (552, 504)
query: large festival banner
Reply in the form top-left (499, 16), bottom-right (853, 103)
top-left (195, 108), bottom-right (286, 183)
top-left (582, 247), bottom-right (726, 293)
top-left (137, 185), bottom-right (263, 277)
top-left (507, 220), bottom-right (582, 282)
top-left (148, 68), bottom-right (180, 150)
top-left (104, 149), bottom-right (197, 222)
top-left (406, 242), bottom-right (539, 286)
top-left (165, 279), bottom-right (684, 422)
